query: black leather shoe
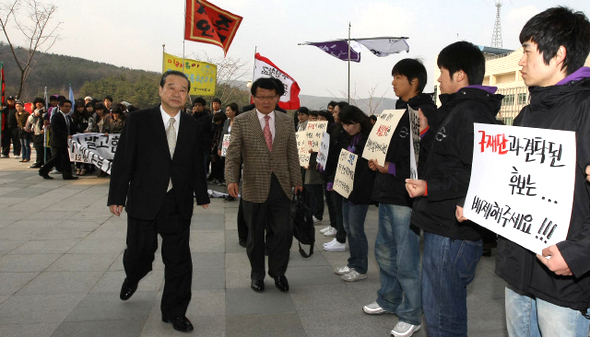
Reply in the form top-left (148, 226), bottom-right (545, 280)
top-left (63, 175), bottom-right (79, 180)
top-left (238, 240), bottom-right (247, 248)
top-left (274, 275), bottom-right (289, 292)
top-left (39, 172), bottom-right (53, 180)
top-left (119, 279), bottom-right (138, 301)
top-left (29, 163), bottom-right (42, 168)
top-left (251, 279), bottom-right (265, 292)
top-left (162, 316), bottom-right (194, 332)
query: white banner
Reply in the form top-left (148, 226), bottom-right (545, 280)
top-left (296, 131), bottom-right (311, 168)
top-left (316, 132), bottom-right (330, 169)
top-left (68, 133), bottom-right (120, 174)
top-left (408, 107), bottom-right (421, 179)
top-left (362, 109), bottom-right (405, 165)
top-left (305, 121), bottom-right (328, 152)
top-left (464, 124), bottom-right (576, 254)
top-left (334, 149), bottom-right (357, 199)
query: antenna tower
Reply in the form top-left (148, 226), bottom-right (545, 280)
top-left (491, 1), bottom-right (503, 48)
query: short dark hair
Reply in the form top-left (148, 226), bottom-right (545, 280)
top-left (392, 58), bottom-right (428, 94)
top-left (338, 105), bottom-right (373, 135)
top-left (160, 70), bottom-right (191, 92)
top-left (297, 107), bottom-right (310, 115)
top-left (309, 110), bottom-right (319, 118)
top-left (335, 101), bottom-right (349, 111)
top-left (318, 110), bottom-right (334, 124)
top-left (251, 77), bottom-right (284, 96)
top-left (33, 97), bottom-right (45, 105)
top-left (59, 99), bottom-right (72, 107)
top-left (370, 115), bottom-right (378, 122)
top-left (104, 96), bottom-right (113, 103)
top-left (212, 98), bottom-right (221, 104)
top-left (437, 41), bottom-right (485, 85)
top-left (226, 102), bottom-right (240, 115)
top-left (327, 101), bottom-right (337, 109)
top-left (94, 103), bottom-right (106, 111)
top-left (520, 6), bottom-right (590, 75)
top-left (194, 97), bottom-right (206, 106)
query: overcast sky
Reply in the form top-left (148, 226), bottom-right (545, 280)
top-left (4, 0), bottom-right (590, 101)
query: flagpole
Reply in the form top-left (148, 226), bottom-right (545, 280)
top-left (347, 22), bottom-right (351, 104)
top-left (252, 46), bottom-right (257, 81)
top-left (182, 0), bottom-right (186, 75)
top-left (162, 44), bottom-right (166, 72)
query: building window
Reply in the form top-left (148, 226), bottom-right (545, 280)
top-left (502, 94), bottom-right (515, 106)
top-left (517, 93), bottom-right (528, 105)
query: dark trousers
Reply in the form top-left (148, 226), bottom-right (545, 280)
top-left (2, 128), bottom-right (20, 156)
top-left (10, 128), bottom-right (21, 156)
top-left (242, 174), bottom-right (292, 280)
top-left (123, 192), bottom-right (192, 319)
top-left (32, 134), bottom-right (44, 164)
top-left (237, 198), bottom-right (248, 243)
top-left (329, 190), bottom-right (346, 243)
top-left (39, 146), bottom-right (72, 178)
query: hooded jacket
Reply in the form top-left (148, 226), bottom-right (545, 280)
top-left (371, 93), bottom-right (436, 206)
top-left (495, 67), bottom-right (590, 312)
top-left (411, 86), bottom-right (503, 240)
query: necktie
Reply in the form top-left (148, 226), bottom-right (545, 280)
top-left (264, 115), bottom-right (272, 152)
top-left (65, 115), bottom-right (70, 134)
top-left (166, 117), bottom-right (176, 191)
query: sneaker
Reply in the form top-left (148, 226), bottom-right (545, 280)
top-left (50, 169), bottom-right (60, 174)
top-left (324, 241), bottom-right (346, 252)
top-left (1, 154), bottom-right (8, 158)
top-left (319, 225), bottom-right (332, 234)
top-left (391, 321), bottom-right (421, 337)
top-left (363, 301), bottom-right (388, 315)
top-left (341, 269), bottom-right (367, 282)
top-left (334, 265), bottom-right (351, 275)
top-left (323, 238), bottom-right (337, 247)
top-left (312, 216), bottom-right (322, 223)
top-left (324, 227), bottom-right (337, 237)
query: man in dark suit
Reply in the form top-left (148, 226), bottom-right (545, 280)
top-left (38, 99), bottom-right (77, 180)
top-left (107, 70), bottom-right (210, 333)
top-left (225, 77), bottom-right (302, 293)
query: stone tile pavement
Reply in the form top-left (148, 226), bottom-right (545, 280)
top-left (0, 156), bottom-right (508, 336)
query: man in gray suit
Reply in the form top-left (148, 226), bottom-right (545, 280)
top-left (225, 77), bottom-right (303, 293)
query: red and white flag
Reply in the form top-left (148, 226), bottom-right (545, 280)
top-left (253, 53), bottom-right (301, 110)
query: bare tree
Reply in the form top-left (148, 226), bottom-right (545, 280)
top-left (0, 0), bottom-right (61, 98)
top-left (328, 84), bottom-right (389, 115)
top-left (191, 52), bottom-right (250, 104)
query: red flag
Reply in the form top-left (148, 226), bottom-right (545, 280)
top-left (184, 0), bottom-right (243, 56)
top-left (253, 53), bottom-right (301, 110)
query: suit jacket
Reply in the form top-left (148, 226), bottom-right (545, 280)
top-left (49, 112), bottom-right (76, 147)
top-left (225, 110), bottom-right (302, 203)
top-left (107, 106), bottom-right (210, 221)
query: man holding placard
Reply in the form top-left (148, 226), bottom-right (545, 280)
top-left (362, 59), bottom-right (435, 337)
top-left (493, 7), bottom-right (590, 336)
top-left (405, 42), bottom-right (503, 336)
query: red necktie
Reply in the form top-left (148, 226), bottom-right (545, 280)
top-left (264, 115), bottom-right (272, 152)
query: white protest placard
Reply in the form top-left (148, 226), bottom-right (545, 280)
top-left (296, 131), bottom-right (311, 167)
top-left (463, 123), bottom-right (576, 254)
top-left (362, 109), bottom-right (405, 165)
top-left (68, 133), bottom-right (120, 174)
top-left (305, 121), bottom-right (328, 152)
top-left (221, 134), bottom-right (231, 157)
top-left (334, 148), bottom-right (357, 199)
top-left (316, 132), bottom-right (330, 168)
top-left (408, 107), bottom-right (421, 179)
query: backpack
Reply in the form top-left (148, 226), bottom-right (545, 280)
top-left (290, 192), bottom-right (315, 258)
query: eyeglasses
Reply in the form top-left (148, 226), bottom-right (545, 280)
top-left (254, 95), bottom-right (278, 101)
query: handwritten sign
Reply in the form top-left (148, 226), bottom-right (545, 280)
top-left (464, 123), bottom-right (575, 254)
top-left (334, 149), bottom-right (357, 199)
top-left (163, 52), bottom-right (217, 96)
top-left (68, 133), bottom-right (119, 174)
top-left (362, 109), bottom-right (405, 165)
top-left (296, 131), bottom-right (311, 167)
top-left (408, 107), bottom-right (420, 179)
top-left (316, 132), bottom-right (330, 168)
top-left (221, 134), bottom-right (231, 157)
top-left (305, 121), bottom-right (328, 152)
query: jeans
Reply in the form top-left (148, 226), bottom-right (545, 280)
top-left (421, 232), bottom-right (482, 337)
top-left (375, 204), bottom-right (421, 326)
top-left (329, 190), bottom-right (346, 243)
top-left (505, 286), bottom-right (590, 337)
top-left (19, 137), bottom-right (31, 160)
top-left (342, 201), bottom-right (369, 274)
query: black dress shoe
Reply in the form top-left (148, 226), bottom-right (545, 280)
top-left (29, 163), bottom-right (42, 168)
top-left (162, 316), bottom-right (194, 332)
top-left (274, 275), bottom-right (289, 292)
top-left (119, 279), bottom-right (138, 301)
top-left (238, 240), bottom-right (247, 248)
top-left (63, 175), bottom-right (79, 180)
top-left (251, 279), bottom-right (265, 292)
top-left (39, 172), bottom-right (54, 180)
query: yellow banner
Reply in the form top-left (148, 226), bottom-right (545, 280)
top-left (162, 52), bottom-right (217, 96)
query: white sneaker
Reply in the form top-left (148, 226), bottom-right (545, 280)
top-left (312, 216), bottom-right (322, 223)
top-left (341, 269), bottom-right (367, 282)
top-left (324, 241), bottom-right (346, 252)
top-left (323, 238), bottom-right (338, 247)
top-left (324, 227), bottom-right (337, 237)
top-left (391, 321), bottom-right (421, 337)
top-left (50, 169), bottom-right (60, 174)
top-left (319, 226), bottom-right (332, 234)
top-left (334, 265), bottom-right (351, 275)
top-left (363, 301), bottom-right (388, 315)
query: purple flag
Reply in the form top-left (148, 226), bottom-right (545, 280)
top-left (308, 40), bottom-right (361, 62)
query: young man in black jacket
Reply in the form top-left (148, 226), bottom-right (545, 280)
top-left (362, 59), bottom-right (435, 337)
top-left (493, 7), bottom-right (590, 336)
top-left (405, 42), bottom-right (503, 337)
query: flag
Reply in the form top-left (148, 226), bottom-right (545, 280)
top-left (355, 38), bottom-right (409, 57)
top-left (69, 83), bottom-right (75, 114)
top-left (184, 0), bottom-right (243, 56)
top-left (253, 53), bottom-right (301, 110)
top-left (163, 52), bottom-right (217, 96)
top-left (1, 62), bottom-right (5, 107)
top-left (306, 40), bottom-right (362, 62)
top-left (44, 86), bottom-right (48, 111)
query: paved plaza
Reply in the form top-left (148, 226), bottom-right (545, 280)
top-left (0, 156), bottom-right (508, 336)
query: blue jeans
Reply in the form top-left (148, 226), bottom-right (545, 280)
top-left (19, 138), bottom-right (31, 160)
top-left (375, 204), bottom-right (421, 326)
top-left (422, 232), bottom-right (482, 337)
top-left (505, 286), bottom-right (590, 337)
top-left (342, 201), bottom-right (369, 274)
